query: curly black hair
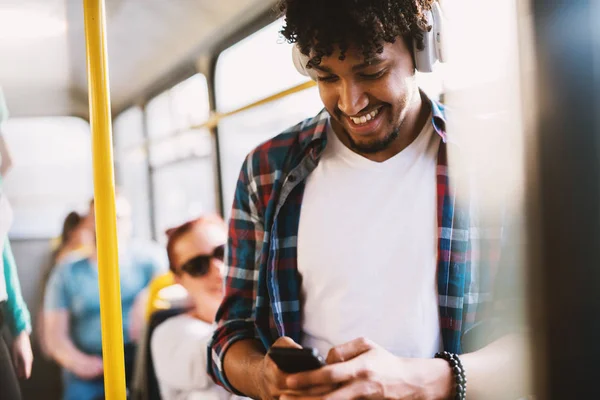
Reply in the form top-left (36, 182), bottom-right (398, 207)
top-left (278, 0), bottom-right (435, 67)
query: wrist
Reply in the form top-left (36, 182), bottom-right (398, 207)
top-left (254, 353), bottom-right (271, 399)
top-left (430, 358), bottom-right (454, 399)
top-left (412, 358), bottom-right (454, 400)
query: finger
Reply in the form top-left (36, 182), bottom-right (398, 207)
top-left (266, 337), bottom-right (302, 391)
top-left (280, 384), bottom-right (337, 396)
top-left (282, 380), bottom-right (378, 400)
top-left (19, 363), bottom-right (27, 379)
top-left (321, 379), bottom-right (380, 400)
top-left (287, 357), bottom-right (366, 389)
top-left (271, 336), bottom-right (302, 349)
top-left (24, 351), bottom-right (33, 379)
top-left (326, 337), bottom-right (374, 364)
top-left (264, 352), bottom-right (291, 390)
top-left (25, 360), bottom-right (32, 379)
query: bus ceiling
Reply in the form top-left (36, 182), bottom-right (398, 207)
top-left (0, 0), bottom-right (276, 119)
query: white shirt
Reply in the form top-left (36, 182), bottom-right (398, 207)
top-left (297, 118), bottom-right (442, 359)
top-left (151, 314), bottom-right (236, 400)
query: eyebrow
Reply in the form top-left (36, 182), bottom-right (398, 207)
top-left (311, 57), bottom-right (385, 74)
top-left (351, 57), bottom-right (385, 71)
top-left (311, 64), bottom-right (333, 74)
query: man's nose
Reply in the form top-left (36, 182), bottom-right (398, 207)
top-left (337, 81), bottom-right (369, 117)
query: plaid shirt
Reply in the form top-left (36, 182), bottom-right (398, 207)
top-left (208, 98), bottom-right (504, 393)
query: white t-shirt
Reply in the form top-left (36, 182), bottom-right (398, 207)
top-left (151, 314), bottom-right (236, 400)
top-left (297, 117), bottom-right (442, 359)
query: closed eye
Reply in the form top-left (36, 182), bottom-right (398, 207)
top-left (359, 70), bottom-right (386, 80)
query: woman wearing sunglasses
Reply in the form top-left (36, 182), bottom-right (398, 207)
top-left (151, 215), bottom-right (234, 400)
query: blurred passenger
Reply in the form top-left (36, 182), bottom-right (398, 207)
top-left (53, 211), bottom-right (95, 265)
top-left (43, 194), bottom-right (167, 400)
top-left (0, 97), bottom-right (33, 400)
top-left (151, 215), bottom-right (235, 400)
top-left (37, 211), bottom-right (95, 359)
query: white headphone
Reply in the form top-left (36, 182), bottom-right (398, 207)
top-left (292, 1), bottom-right (446, 79)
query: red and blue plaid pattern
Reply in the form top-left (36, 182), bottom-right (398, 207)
top-left (208, 98), bottom-right (502, 393)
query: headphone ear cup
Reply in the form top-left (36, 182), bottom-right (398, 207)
top-left (413, 8), bottom-right (437, 73)
top-left (292, 45), bottom-right (317, 81)
top-left (431, 1), bottom-right (446, 63)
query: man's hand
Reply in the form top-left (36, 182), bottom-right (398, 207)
top-left (281, 337), bottom-right (453, 400)
top-left (11, 331), bottom-right (33, 379)
top-left (257, 337), bottom-right (336, 399)
top-left (70, 355), bottom-right (104, 380)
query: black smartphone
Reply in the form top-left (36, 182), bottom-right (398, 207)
top-left (267, 347), bottom-right (325, 374)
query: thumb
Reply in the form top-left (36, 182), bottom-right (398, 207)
top-left (271, 336), bottom-right (302, 350)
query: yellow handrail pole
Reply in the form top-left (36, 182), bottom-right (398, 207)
top-left (192, 80), bottom-right (317, 130)
top-left (82, 1), bottom-right (127, 399)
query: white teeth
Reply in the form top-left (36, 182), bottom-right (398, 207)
top-left (350, 108), bottom-right (380, 125)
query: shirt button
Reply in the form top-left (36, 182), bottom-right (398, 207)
top-left (288, 175), bottom-right (296, 183)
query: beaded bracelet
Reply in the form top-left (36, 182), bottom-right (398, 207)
top-left (434, 351), bottom-right (467, 400)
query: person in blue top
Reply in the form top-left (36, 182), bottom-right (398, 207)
top-left (0, 88), bottom-right (34, 400)
top-left (44, 194), bottom-right (168, 400)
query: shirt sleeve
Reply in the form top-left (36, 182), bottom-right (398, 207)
top-left (2, 238), bottom-right (32, 336)
top-left (44, 262), bottom-right (70, 312)
top-left (151, 318), bottom-right (212, 391)
top-left (207, 155), bottom-right (266, 394)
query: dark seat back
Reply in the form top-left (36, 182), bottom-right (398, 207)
top-left (146, 307), bottom-right (188, 400)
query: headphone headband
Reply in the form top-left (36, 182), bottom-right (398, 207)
top-left (292, 1), bottom-right (446, 78)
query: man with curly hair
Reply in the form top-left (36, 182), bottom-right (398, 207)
top-left (208, 1), bottom-right (526, 399)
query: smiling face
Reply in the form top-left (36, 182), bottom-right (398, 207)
top-left (312, 38), bottom-right (421, 159)
top-left (170, 220), bottom-right (227, 323)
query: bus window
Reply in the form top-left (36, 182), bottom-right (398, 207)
top-left (151, 157), bottom-right (216, 241)
top-left (146, 90), bottom-right (173, 140)
top-left (114, 106), bottom-right (152, 240)
top-left (216, 19), bottom-right (310, 113)
top-left (143, 74), bottom-right (213, 240)
top-left (170, 74), bottom-right (211, 129)
top-left (1, 117), bottom-right (92, 239)
top-left (215, 19), bottom-right (322, 217)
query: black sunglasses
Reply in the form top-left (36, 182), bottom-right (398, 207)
top-left (179, 245), bottom-right (225, 277)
